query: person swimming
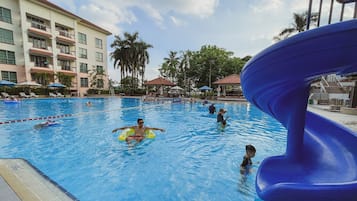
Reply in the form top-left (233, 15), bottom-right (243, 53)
top-left (34, 120), bottom-right (58, 129)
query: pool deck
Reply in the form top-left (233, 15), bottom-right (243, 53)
top-left (0, 159), bottom-right (77, 201)
top-left (308, 105), bottom-right (357, 132)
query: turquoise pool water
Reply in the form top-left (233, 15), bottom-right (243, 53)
top-left (0, 98), bottom-right (287, 201)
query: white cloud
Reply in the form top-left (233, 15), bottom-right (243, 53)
top-left (250, 0), bottom-right (284, 13)
top-left (170, 16), bottom-right (185, 26)
top-left (143, 0), bottom-right (219, 18)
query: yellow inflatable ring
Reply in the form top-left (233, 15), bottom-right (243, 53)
top-left (118, 128), bottom-right (156, 141)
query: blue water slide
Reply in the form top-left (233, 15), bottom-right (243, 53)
top-left (241, 20), bottom-right (357, 201)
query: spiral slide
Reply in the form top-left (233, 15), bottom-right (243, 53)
top-left (241, 20), bottom-right (357, 201)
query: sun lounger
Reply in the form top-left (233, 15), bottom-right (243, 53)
top-left (49, 92), bottom-right (57, 97)
top-left (19, 92), bottom-right (30, 98)
top-left (1, 92), bottom-right (10, 98)
top-left (30, 92), bottom-right (39, 98)
top-left (56, 92), bottom-right (64, 97)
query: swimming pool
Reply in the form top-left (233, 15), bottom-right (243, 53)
top-left (0, 98), bottom-right (287, 201)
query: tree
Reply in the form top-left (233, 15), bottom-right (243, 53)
top-left (110, 32), bottom-right (152, 88)
top-left (55, 72), bottom-right (73, 87)
top-left (159, 51), bottom-right (180, 82)
top-left (274, 11), bottom-right (318, 41)
top-left (89, 68), bottom-right (105, 89)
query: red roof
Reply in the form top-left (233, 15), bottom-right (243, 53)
top-left (144, 77), bottom-right (175, 86)
top-left (213, 74), bottom-right (241, 85)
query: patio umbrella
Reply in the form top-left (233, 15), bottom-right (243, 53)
top-left (0, 80), bottom-right (16, 87)
top-left (17, 81), bottom-right (41, 87)
top-left (48, 83), bottom-right (65, 88)
top-left (17, 81), bottom-right (42, 93)
top-left (199, 86), bottom-right (212, 91)
top-left (170, 86), bottom-right (184, 90)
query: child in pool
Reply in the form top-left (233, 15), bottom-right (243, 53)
top-left (240, 144), bottom-right (256, 174)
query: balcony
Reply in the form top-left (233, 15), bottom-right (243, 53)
top-left (56, 30), bottom-right (75, 44)
top-left (57, 66), bottom-right (77, 76)
top-left (28, 21), bottom-right (52, 38)
top-left (57, 50), bottom-right (76, 61)
top-left (30, 62), bottom-right (54, 74)
top-left (29, 44), bottom-right (53, 57)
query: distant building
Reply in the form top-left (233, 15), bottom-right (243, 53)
top-left (0, 0), bottom-right (111, 96)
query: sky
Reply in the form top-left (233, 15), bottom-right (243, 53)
top-left (49, 0), bottom-right (356, 82)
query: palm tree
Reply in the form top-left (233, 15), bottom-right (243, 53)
top-left (136, 42), bottom-right (153, 86)
top-left (160, 51), bottom-right (180, 82)
top-left (274, 11), bottom-right (318, 41)
top-left (110, 32), bottom-right (152, 88)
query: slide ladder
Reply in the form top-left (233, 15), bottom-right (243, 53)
top-left (241, 20), bottom-right (357, 201)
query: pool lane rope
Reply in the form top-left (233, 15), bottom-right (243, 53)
top-left (0, 103), bottom-right (166, 125)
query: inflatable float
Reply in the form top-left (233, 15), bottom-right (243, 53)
top-left (118, 128), bottom-right (156, 141)
top-left (3, 100), bottom-right (20, 104)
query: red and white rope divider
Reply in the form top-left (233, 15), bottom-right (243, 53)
top-left (0, 114), bottom-right (73, 125)
top-left (0, 102), bottom-right (167, 125)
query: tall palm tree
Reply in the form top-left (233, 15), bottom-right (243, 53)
top-left (110, 32), bottom-right (152, 87)
top-left (136, 42), bottom-right (153, 86)
top-left (160, 51), bottom-right (180, 82)
top-left (274, 11), bottom-right (318, 41)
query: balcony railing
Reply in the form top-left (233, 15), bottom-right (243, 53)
top-left (31, 21), bottom-right (47, 31)
top-left (61, 66), bottom-right (72, 71)
top-left (58, 30), bottom-right (75, 39)
top-left (28, 22), bottom-right (52, 38)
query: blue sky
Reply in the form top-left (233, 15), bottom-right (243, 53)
top-left (49, 0), bottom-right (355, 82)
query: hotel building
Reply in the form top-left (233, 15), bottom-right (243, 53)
top-left (0, 0), bottom-right (111, 96)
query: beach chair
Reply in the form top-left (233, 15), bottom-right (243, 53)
top-left (56, 92), bottom-right (65, 97)
top-left (19, 92), bottom-right (30, 98)
top-left (1, 92), bottom-right (10, 98)
top-left (30, 92), bottom-right (39, 98)
top-left (49, 92), bottom-right (57, 97)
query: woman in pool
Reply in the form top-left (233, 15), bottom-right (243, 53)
top-left (112, 118), bottom-right (165, 145)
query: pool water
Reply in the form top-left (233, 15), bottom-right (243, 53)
top-left (0, 98), bottom-right (287, 201)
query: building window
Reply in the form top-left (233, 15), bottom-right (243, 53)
top-left (95, 38), bottom-right (102, 49)
top-left (1, 71), bottom-right (17, 83)
top-left (0, 7), bottom-right (12, 24)
top-left (80, 77), bottom-right (88, 87)
top-left (27, 16), bottom-right (46, 31)
top-left (78, 48), bottom-right (87, 59)
top-left (80, 63), bottom-right (88, 73)
top-left (0, 28), bottom-right (14, 44)
top-left (57, 43), bottom-right (70, 54)
top-left (29, 36), bottom-right (47, 49)
top-left (78, 32), bottom-right (87, 44)
top-left (0, 50), bottom-right (15, 64)
top-left (30, 55), bottom-right (48, 67)
top-left (97, 79), bottom-right (104, 88)
top-left (96, 65), bottom-right (104, 74)
top-left (58, 59), bottom-right (71, 71)
top-left (96, 52), bottom-right (103, 62)
top-left (56, 25), bottom-right (71, 38)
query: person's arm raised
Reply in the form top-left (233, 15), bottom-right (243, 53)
top-left (112, 126), bottom-right (132, 133)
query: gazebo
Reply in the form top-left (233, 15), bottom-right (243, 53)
top-left (213, 74), bottom-right (241, 97)
top-left (144, 77), bottom-right (175, 96)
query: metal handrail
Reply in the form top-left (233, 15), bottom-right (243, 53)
top-left (307, 0), bottom-right (356, 30)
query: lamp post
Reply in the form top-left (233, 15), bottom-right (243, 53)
top-left (209, 60), bottom-right (213, 88)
